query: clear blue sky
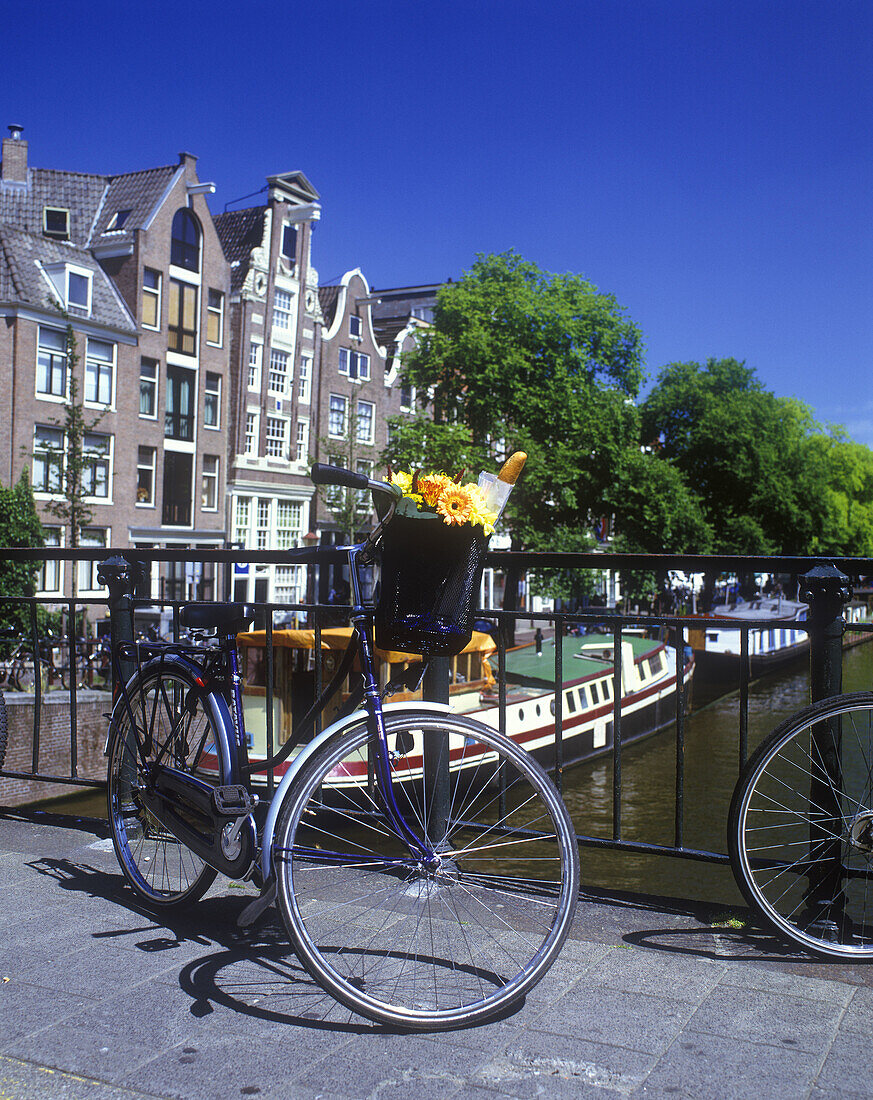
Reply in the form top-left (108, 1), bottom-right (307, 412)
top-left (6, 0), bottom-right (872, 441)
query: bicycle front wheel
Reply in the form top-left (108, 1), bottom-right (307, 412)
top-left (107, 662), bottom-right (225, 909)
top-left (275, 712), bottom-right (580, 1029)
top-left (730, 691), bottom-right (873, 959)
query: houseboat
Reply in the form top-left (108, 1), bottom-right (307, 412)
top-left (235, 627), bottom-right (693, 783)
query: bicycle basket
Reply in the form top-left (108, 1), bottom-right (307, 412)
top-left (375, 515), bottom-right (490, 657)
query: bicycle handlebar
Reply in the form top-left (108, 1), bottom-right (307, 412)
top-left (310, 463), bottom-right (402, 501)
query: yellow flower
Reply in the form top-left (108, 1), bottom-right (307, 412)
top-left (417, 473), bottom-right (452, 508)
top-left (463, 483), bottom-right (498, 535)
top-left (390, 470), bottom-right (414, 494)
top-left (436, 485), bottom-right (473, 526)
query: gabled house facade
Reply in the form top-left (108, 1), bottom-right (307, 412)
top-left (0, 127), bottom-right (231, 607)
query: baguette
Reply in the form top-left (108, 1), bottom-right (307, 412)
top-left (497, 451), bottom-right (527, 485)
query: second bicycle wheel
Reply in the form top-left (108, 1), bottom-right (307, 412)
top-left (107, 661), bottom-right (226, 910)
top-left (274, 711), bottom-right (579, 1029)
top-left (729, 691), bottom-right (873, 959)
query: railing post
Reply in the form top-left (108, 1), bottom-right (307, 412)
top-left (98, 556), bottom-right (136, 694)
top-left (799, 563), bottom-right (852, 939)
top-left (422, 655), bottom-right (450, 846)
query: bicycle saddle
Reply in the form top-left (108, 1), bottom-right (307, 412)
top-left (180, 603), bottom-right (256, 631)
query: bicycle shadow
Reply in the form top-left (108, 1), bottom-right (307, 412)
top-left (621, 923), bottom-right (811, 963)
top-left (23, 853), bottom-right (525, 1034)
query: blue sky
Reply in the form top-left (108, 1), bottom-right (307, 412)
top-left (6, 1), bottom-right (872, 441)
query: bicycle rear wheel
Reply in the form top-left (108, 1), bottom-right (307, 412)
top-left (274, 711), bottom-right (579, 1029)
top-left (107, 662), bottom-right (226, 909)
top-left (729, 691), bottom-right (873, 959)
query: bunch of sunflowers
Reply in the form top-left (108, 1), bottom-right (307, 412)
top-left (389, 471), bottom-right (499, 534)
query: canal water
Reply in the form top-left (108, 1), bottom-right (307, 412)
top-left (22, 641), bottom-right (873, 908)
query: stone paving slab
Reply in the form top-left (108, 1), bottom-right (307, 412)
top-left (3, 806), bottom-right (873, 1099)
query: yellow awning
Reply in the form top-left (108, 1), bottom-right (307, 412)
top-left (236, 627), bottom-right (497, 664)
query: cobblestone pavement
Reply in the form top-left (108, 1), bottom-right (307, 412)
top-left (1, 807), bottom-right (872, 1099)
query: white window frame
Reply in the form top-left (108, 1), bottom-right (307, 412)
top-left (204, 372), bottom-right (221, 429)
top-left (298, 354), bottom-right (311, 403)
top-left (357, 399), bottom-right (374, 444)
top-left (140, 358), bottom-right (158, 419)
top-left (206, 288), bottom-right (224, 347)
top-left (295, 418), bottom-right (309, 464)
top-left (82, 432), bottom-right (113, 502)
top-left (276, 500), bottom-right (303, 550)
top-left (36, 326), bottom-right (68, 400)
top-left (328, 394), bottom-right (347, 438)
top-left (265, 416), bottom-right (289, 459)
top-left (248, 341), bottom-right (263, 391)
top-left (136, 446), bottom-right (156, 507)
top-left (201, 454), bottom-right (219, 511)
top-left (234, 496), bottom-right (251, 547)
top-left (349, 314), bottom-right (362, 338)
top-left (339, 348), bottom-right (370, 381)
top-left (256, 497), bottom-right (271, 550)
top-left (43, 206), bottom-right (70, 240)
top-left (142, 268), bottom-right (162, 330)
top-left (84, 338), bottom-right (116, 408)
top-left (268, 348), bottom-right (290, 395)
top-left (33, 425), bottom-right (65, 496)
top-left (281, 224), bottom-right (298, 264)
top-left (244, 411), bottom-right (260, 457)
top-left (37, 527), bottom-right (64, 595)
top-left (78, 528), bottom-right (109, 595)
top-left (273, 289), bottom-right (293, 330)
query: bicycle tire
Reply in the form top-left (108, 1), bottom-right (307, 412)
top-left (729, 691), bottom-right (873, 959)
top-left (0, 687), bottom-right (7, 770)
top-left (274, 711), bottom-right (580, 1030)
top-left (107, 661), bottom-right (227, 909)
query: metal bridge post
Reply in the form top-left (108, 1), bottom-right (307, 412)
top-left (800, 563), bottom-right (853, 938)
top-left (98, 556), bottom-right (136, 694)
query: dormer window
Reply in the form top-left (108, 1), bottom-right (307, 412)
top-left (43, 207), bottom-right (70, 240)
top-left (43, 262), bottom-right (92, 314)
top-left (106, 209), bottom-right (132, 231)
top-left (349, 315), bottom-right (362, 338)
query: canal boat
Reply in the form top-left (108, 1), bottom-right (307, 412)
top-left (235, 627), bottom-right (693, 784)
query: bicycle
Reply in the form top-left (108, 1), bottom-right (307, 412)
top-left (105, 463), bottom-right (580, 1030)
top-left (729, 691), bottom-right (873, 960)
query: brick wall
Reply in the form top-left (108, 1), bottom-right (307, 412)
top-left (0, 692), bottom-right (109, 807)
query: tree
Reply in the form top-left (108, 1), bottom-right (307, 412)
top-left (641, 359), bottom-right (830, 555)
top-left (399, 252), bottom-right (645, 550)
top-left (317, 387), bottom-right (375, 545)
top-left (381, 416), bottom-right (487, 481)
top-left (0, 472), bottom-right (45, 632)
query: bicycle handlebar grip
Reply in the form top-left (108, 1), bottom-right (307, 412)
top-left (310, 463), bottom-right (370, 490)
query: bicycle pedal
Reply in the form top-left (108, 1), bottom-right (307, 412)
top-left (212, 785), bottom-right (256, 816)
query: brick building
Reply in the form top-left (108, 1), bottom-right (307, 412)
top-left (0, 127), bottom-right (231, 607)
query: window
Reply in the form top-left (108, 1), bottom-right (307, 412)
top-left (328, 394), bottom-right (347, 437)
top-left (274, 565), bottom-right (303, 606)
top-left (357, 400), bottom-right (374, 443)
top-left (298, 354), bottom-right (311, 402)
top-left (268, 349), bottom-right (289, 395)
top-left (106, 209), bottom-right (132, 231)
top-left (142, 268), bottom-right (161, 329)
top-left (256, 498), bottom-right (271, 550)
top-left (161, 451), bottom-right (193, 526)
top-left (137, 446), bottom-right (156, 505)
top-left (206, 289), bottom-right (224, 346)
top-left (273, 289), bottom-right (293, 330)
top-left (244, 411), bottom-right (259, 456)
top-left (204, 372), bottom-right (221, 428)
top-left (33, 426), bottom-right (64, 493)
top-left (36, 326), bottom-right (67, 397)
top-left (85, 338), bottom-right (115, 406)
top-left (82, 432), bottom-right (112, 499)
top-left (338, 348), bottom-right (370, 380)
top-left (43, 207), bottom-right (70, 239)
top-left (281, 224), bottom-right (298, 263)
top-left (168, 278), bottom-right (198, 354)
top-left (234, 497), bottom-right (251, 546)
top-left (78, 528), bottom-right (108, 594)
top-left (38, 528), bottom-right (63, 594)
top-left (295, 419), bottom-right (309, 463)
top-left (355, 459), bottom-right (374, 509)
top-left (349, 314), bottom-right (362, 338)
top-left (140, 358), bottom-right (158, 417)
top-left (165, 365), bottom-right (196, 440)
top-left (400, 382), bottom-right (414, 410)
top-left (265, 416), bottom-right (288, 458)
top-left (170, 208), bottom-right (201, 272)
top-left (248, 342), bottom-right (262, 390)
top-left (276, 501), bottom-right (303, 550)
top-left (201, 455), bottom-right (219, 511)
top-left (67, 270), bottom-right (91, 310)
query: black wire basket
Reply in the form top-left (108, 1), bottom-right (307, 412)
top-left (375, 515), bottom-right (490, 657)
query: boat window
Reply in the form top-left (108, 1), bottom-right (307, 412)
top-left (550, 699), bottom-right (556, 716)
top-left (535, 703), bottom-right (541, 717)
top-left (578, 686), bottom-right (588, 708)
top-left (640, 660), bottom-right (650, 679)
top-left (650, 650), bottom-right (663, 673)
top-left (518, 708), bottom-right (525, 722)
top-left (603, 678), bottom-right (612, 699)
top-left (565, 690), bottom-right (576, 713)
top-left (590, 682), bottom-right (599, 705)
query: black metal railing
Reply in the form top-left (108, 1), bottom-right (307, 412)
top-left (1, 546), bottom-right (871, 878)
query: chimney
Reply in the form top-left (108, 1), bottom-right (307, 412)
top-left (2, 124), bottom-right (27, 184)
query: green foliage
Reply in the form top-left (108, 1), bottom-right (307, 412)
top-left (0, 471), bottom-right (45, 631)
top-left (525, 525), bottom-right (598, 603)
top-left (400, 251), bottom-right (645, 547)
top-left (381, 416), bottom-right (487, 479)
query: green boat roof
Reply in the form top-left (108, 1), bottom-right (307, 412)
top-left (500, 632), bottom-right (662, 686)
